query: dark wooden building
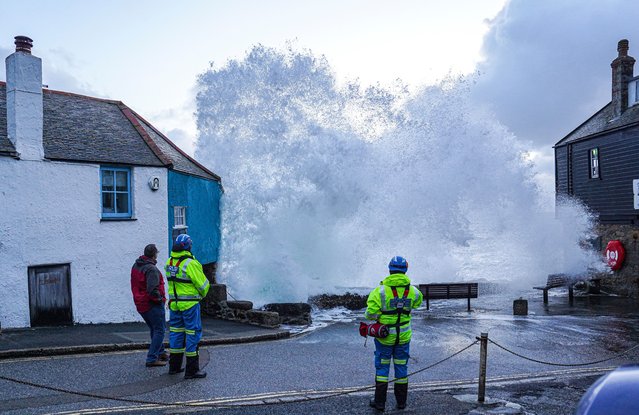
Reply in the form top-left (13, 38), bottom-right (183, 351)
top-left (554, 39), bottom-right (639, 296)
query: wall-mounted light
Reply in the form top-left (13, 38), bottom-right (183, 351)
top-left (148, 176), bottom-right (160, 191)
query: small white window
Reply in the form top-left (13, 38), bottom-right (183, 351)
top-left (629, 79), bottom-right (639, 106)
top-left (590, 148), bottom-right (600, 179)
top-left (173, 206), bottom-right (187, 228)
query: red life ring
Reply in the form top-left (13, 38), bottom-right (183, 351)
top-left (605, 240), bottom-right (625, 271)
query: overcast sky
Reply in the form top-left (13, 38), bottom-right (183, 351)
top-left (2, 0), bottom-right (639, 196)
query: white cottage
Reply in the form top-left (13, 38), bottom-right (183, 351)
top-left (0, 36), bottom-right (221, 329)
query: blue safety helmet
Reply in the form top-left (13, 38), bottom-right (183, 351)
top-left (388, 256), bottom-right (408, 273)
top-left (174, 234), bottom-right (192, 251)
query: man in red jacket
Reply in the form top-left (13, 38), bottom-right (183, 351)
top-left (131, 244), bottom-right (168, 367)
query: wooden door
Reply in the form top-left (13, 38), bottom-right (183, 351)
top-left (28, 264), bottom-right (73, 326)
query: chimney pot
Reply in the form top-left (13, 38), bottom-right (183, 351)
top-left (618, 39), bottom-right (629, 57)
top-left (14, 36), bottom-right (33, 54)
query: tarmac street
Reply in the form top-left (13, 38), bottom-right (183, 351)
top-left (0, 289), bottom-right (638, 414)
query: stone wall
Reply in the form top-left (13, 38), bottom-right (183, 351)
top-left (202, 284), bottom-right (280, 328)
top-left (309, 293), bottom-right (368, 310)
top-left (596, 224), bottom-right (639, 297)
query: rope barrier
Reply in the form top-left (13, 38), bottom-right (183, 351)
top-left (8, 334), bottom-right (635, 410)
top-left (0, 340), bottom-right (478, 410)
top-left (488, 338), bottom-right (639, 367)
top-left (0, 374), bottom-right (182, 408)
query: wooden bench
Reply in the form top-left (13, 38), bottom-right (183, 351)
top-left (533, 273), bottom-right (601, 304)
top-left (418, 283), bottom-right (479, 312)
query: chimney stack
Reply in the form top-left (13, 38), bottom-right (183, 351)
top-left (5, 35), bottom-right (44, 160)
top-left (611, 39), bottom-right (635, 119)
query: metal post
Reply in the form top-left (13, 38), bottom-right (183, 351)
top-left (569, 286), bottom-right (574, 305)
top-left (477, 332), bottom-right (488, 402)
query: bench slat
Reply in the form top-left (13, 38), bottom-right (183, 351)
top-left (418, 283), bottom-right (478, 299)
top-left (534, 273), bottom-right (600, 304)
top-left (418, 282), bottom-right (478, 312)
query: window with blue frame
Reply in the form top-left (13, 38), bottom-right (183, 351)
top-left (100, 167), bottom-right (132, 218)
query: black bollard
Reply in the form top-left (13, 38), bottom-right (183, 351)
top-left (513, 298), bottom-right (528, 316)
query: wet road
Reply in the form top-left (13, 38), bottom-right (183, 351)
top-left (1, 288), bottom-right (638, 414)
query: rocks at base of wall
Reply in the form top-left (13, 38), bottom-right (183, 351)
top-left (263, 303), bottom-right (312, 325)
top-left (202, 284), bottom-right (280, 328)
top-left (204, 300), bottom-right (280, 328)
top-left (203, 300), bottom-right (234, 320)
top-left (309, 292), bottom-right (368, 310)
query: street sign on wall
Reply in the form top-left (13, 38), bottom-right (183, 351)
top-left (634, 179), bottom-right (639, 210)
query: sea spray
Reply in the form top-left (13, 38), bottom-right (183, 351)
top-left (195, 45), bottom-right (604, 306)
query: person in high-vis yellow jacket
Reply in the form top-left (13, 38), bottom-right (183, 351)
top-left (365, 256), bottom-right (423, 411)
top-left (165, 234), bottom-right (210, 379)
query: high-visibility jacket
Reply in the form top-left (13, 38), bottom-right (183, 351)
top-left (165, 250), bottom-right (210, 312)
top-left (365, 273), bottom-right (423, 346)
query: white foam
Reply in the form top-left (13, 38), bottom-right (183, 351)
top-left (195, 46), bottom-right (605, 307)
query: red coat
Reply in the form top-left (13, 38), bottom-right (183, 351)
top-left (131, 256), bottom-right (166, 313)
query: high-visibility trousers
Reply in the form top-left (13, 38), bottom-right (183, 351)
top-left (374, 338), bottom-right (410, 384)
top-left (169, 303), bottom-right (202, 357)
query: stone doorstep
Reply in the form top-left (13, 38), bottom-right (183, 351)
top-left (245, 310), bottom-right (280, 328)
top-left (204, 306), bottom-right (281, 329)
top-left (263, 303), bottom-right (311, 315)
top-left (227, 301), bottom-right (253, 311)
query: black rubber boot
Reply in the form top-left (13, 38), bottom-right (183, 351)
top-left (394, 383), bottom-right (408, 409)
top-left (369, 381), bottom-right (388, 411)
top-left (184, 355), bottom-right (207, 379)
top-left (168, 353), bottom-right (184, 375)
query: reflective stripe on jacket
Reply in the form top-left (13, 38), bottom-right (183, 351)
top-left (165, 251), bottom-right (210, 312)
top-left (365, 273), bottom-right (423, 345)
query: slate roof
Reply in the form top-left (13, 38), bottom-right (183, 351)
top-left (0, 86), bottom-right (16, 157)
top-left (555, 101), bottom-right (639, 147)
top-left (0, 82), bottom-right (219, 181)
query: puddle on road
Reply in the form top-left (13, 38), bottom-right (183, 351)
top-left (455, 394), bottom-right (526, 414)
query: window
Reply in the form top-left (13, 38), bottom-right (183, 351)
top-left (101, 167), bottom-right (132, 218)
top-left (172, 206), bottom-right (188, 241)
top-left (590, 148), bottom-right (600, 179)
top-left (629, 79), bottom-right (639, 106)
top-left (174, 206), bottom-right (187, 228)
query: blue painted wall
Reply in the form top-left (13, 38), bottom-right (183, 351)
top-left (167, 171), bottom-right (222, 264)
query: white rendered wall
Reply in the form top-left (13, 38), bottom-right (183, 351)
top-left (0, 158), bottom-right (168, 328)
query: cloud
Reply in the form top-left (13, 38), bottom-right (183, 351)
top-left (165, 128), bottom-right (196, 157)
top-left (0, 45), bottom-right (12, 80)
top-left (472, 0), bottom-right (639, 148)
top-left (1, 43), bottom-right (98, 96)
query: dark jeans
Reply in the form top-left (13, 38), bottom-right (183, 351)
top-left (140, 304), bottom-right (166, 363)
